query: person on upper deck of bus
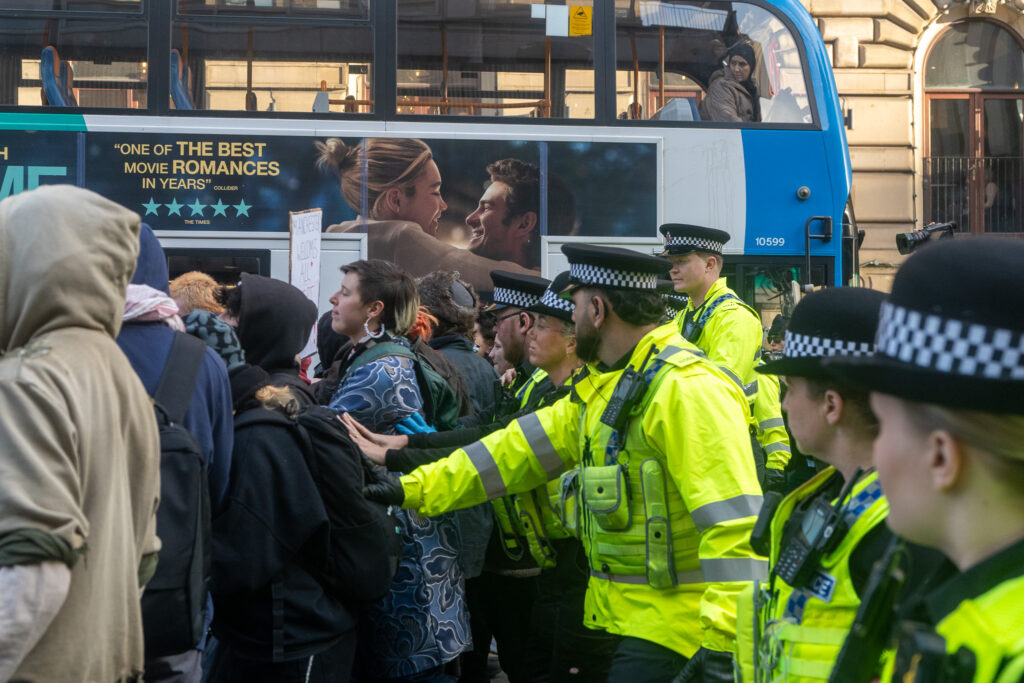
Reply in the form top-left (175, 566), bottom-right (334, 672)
top-left (465, 158), bottom-right (577, 273)
top-left (700, 42), bottom-right (762, 123)
top-left (319, 137), bottom-right (538, 294)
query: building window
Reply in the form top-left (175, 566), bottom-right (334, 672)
top-left (924, 20), bottom-right (1024, 234)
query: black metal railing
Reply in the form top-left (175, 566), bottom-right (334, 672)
top-left (924, 156), bottom-right (1023, 233)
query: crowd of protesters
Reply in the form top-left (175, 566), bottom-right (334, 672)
top-left (3, 184), bottom-right (1024, 683)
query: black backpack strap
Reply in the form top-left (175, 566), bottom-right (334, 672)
top-left (154, 333), bottom-right (207, 423)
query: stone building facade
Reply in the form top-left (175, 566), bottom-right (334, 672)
top-left (803, 0), bottom-right (1024, 290)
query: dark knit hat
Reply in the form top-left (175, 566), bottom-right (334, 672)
top-left (728, 42), bottom-right (757, 72)
top-left (826, 238), bottom-right (1024, 415)
top-left (183, 309), bottom-right (246, 372)
top-left (757, 287), bottom-right (884, 379)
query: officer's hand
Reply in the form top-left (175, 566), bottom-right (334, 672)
top-left (764, 467), bottom-right (787, 496)
top-left (672, 648), bottom-right (735, 683)
top-left (362, 457), bottom-right (406, 506)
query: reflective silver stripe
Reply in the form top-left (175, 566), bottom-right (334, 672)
top-left (690, 494), bottom-right (764, 533)
top-left (764, 443), bottom-right (792, 455)
top-left (656, 345), bottom-right (686, 362)
top-left (465, 441), bottom-right (507, 499)
top-left (590, 568), bottom-right (706, 585)
top-left (701, 558), bottom-right (769, 582)
top-left (744, 379), bottom-right (759, 397)
top-left (517, 412), bottom-right (566, 480)
top-left (718, 365), bottom-right (744, 389)
top-left (758, 418), bottom-right (786, 430)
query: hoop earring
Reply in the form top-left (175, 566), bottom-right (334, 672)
top-left (364, 317), bottom-right (386, 339)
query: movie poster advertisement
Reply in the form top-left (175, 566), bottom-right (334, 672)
top-left (1, 130), bottom-right (657, 292)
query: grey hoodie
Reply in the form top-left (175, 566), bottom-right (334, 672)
top-left (0, 185), bottom-right (161, 682)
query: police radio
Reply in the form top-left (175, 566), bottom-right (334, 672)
top-left (600, 346), bottom-right (657, 434)
top-left (774, 471), bottom-right (862, 589)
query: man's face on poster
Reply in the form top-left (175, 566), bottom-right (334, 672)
top-left (466, 181), bottom-right (533, 262)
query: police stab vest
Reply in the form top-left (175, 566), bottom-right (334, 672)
top-left (563, 345), bottom-right (707, 588)
top-left (739, 468), bottom-right (888, 682)
top-left (492, 368), bottom-right (556, 564)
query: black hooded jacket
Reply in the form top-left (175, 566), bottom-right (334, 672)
top-left (236, 273), bottom-right (318, 406)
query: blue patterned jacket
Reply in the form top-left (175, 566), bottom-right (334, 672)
top-left (329, 338), bottom-right (471, 678)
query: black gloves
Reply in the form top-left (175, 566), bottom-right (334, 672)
top-left (673, 648), bottom-right (736, 683)
top-left (763, 467), bottom-right (788, 496)
top-left (362, 457), bottom-right (406, 506)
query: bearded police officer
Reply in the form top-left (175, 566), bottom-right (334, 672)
top-left (661, 224), bottom-right (792, 491)
top-left (368, 244), bottom-right (766, 682)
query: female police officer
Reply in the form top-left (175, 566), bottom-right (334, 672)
top-left (733, 286), bottom-right (892, 682)
top-left (828, 237), bottom-right (1024, 683)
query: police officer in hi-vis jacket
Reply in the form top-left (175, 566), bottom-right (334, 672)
top-left (366, 243), bottom-right (766, 682)
top-left (661, 224), bottom-right (792, 492)
top-left (735, 287), bottom-right (894, 683)
top-left (826, 238), bottom-right (1024, 683)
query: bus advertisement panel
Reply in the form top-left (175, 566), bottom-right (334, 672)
top-left (0, 129), bottom-right (657, 293)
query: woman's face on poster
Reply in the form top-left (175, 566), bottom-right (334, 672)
top-left (396, 159), bottom-right (447, 236)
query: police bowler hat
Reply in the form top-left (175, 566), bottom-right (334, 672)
top-left (657, 224), bottom-right (730, 257)
top-left (826, 238), bottom-right (1024, 415)
top-left (528, 271), bottom-right (575, 323)
top-left (757, 287), bottom-right (885, 379)
top-left (560, 243), bottom-right (671, 296)
top-left (485, 270), bottom-right (550, 312)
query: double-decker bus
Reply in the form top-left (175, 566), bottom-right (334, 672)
top-left (0, 0), bottom-right (855, 321)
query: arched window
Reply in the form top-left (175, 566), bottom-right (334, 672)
top-left (925, 21), bottom-right (1024, 233)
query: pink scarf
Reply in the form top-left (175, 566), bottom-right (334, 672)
top-left (123, 284), bottom-right (185, 332)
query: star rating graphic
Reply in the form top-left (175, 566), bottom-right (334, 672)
top-left (142, 197), bottom-right (161, 216)
top-left (140, 196), bottom-right (254, 219)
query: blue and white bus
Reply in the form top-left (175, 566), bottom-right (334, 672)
top-left (0, 0), bottom-right (855, 320)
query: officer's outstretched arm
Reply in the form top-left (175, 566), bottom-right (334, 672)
top-left (401, 393), bottom-right (582, 517)
top-left (647, 371), bottom-right (768, 653)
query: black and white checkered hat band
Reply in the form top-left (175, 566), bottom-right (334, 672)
top-left (665, 236), bottom-right (725, 252)
top-left (569, 263), bottom-right (659, 290)
top-left (876, 302), bottom-right (1024, 380)
top-left (541, 287), bottom-right (574, 314)
top-left (784, 331), bottom-right (873, 359)
top-left (492, 286), bottom-right (541, 309)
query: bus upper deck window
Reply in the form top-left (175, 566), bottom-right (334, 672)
top-left (614, 0), bottom-right (811, 125)
top-left (0, 2), bottom-right (146, 109)
top-left (396, 1), bottom-right (596, 119)
top-left (173, 1), bottom-right (372, 114)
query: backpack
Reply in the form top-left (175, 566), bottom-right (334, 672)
top-left (234, 404), bottom-right (403, 604)
top-left (141, 332), bottom-right (211, 658)
top-left (348, 340), bottom-right (460, 431)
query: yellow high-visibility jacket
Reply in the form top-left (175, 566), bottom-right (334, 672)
top-left (735, 468), bottom-right (888, 682)
top-left (679, 278), bottom-right (791, 472)
top-left (880, 536), bottom-right (1024, 683)
top-left (753, 371), bottom-right (792, 473)
top-left (401, 324), bottom-right (767, 656)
